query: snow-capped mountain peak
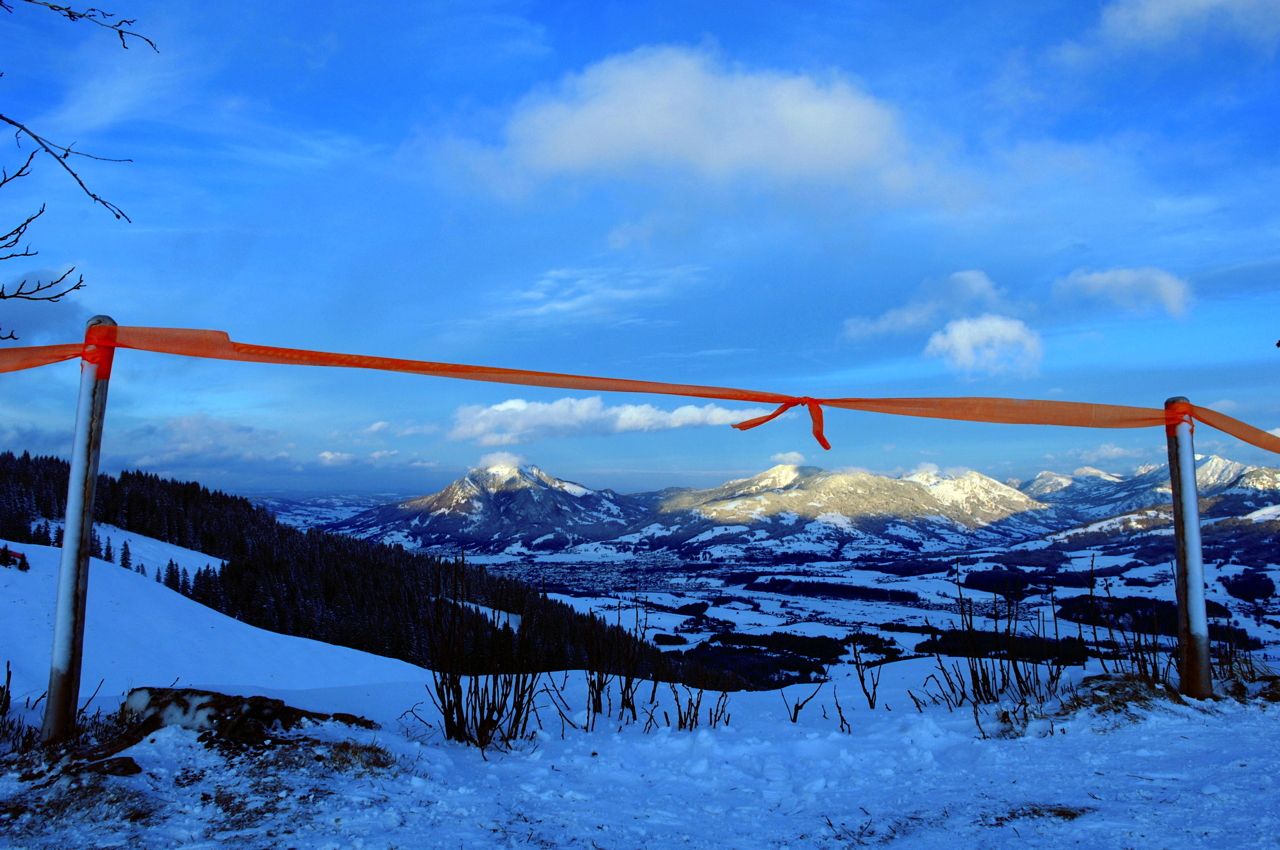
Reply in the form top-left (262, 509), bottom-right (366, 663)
top-left (1071, 466), bottom-right (1124, 482)
top-left (1195, 456), bottom-right (1254, 491)
top-left (904, 469), bottom-right (1043, 520)
top-left (466, 463), bottom-right (529, 492)
top-left (735, 464), bottom-right (820, 494)
top-left (1019, 454), bottom-right (1262, 524)
top-left (318, 454), bottom-right (1280, 562)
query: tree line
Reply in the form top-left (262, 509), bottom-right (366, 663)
top-left (0, 451), bottom-right (740, 688)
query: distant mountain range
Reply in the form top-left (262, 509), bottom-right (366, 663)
top-left (305, 455), bottom-right (1280, 562)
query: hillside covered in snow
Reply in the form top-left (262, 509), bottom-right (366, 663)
top-left (3, 535), bottom-right (1280, 849)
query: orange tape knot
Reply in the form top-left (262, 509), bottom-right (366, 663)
top-left (1164, 400), bottom-right (1195, 437)
top-left (731, 397), bottom-right (831, 450)
top-left (81, 324), bottom-right (118, 380)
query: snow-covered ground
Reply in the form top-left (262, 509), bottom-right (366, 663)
top-left (3, 538), bottom-right (1280, 849)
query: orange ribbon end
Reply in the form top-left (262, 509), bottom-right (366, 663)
top-left (732, 398), bottom-right (831, 449)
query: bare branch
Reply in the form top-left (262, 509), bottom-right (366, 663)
top-left (1, 205), bottom-right (44, 259)
top-left (0, 0), bottom-right (153, 340)
top-left (0, 266), bottom-right (85, 301)
top-left (0, 150), bottom-right (35, 190)
top-left (0, 114), bottom-right (131, 221)
top-left (4, 0), bottom-right (157, 51)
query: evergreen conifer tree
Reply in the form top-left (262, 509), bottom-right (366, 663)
top-left (104, 537), bottom-right (114, 563)
top-left (119, 540), bottom-right (131, 570)
top-left (163, 560), bottom-right (181, 590)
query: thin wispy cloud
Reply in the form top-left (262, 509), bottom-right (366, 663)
top-left (1101, 0), bottom-right (1280, 45)
top-left (1079, 442), bottom-right (1150, 464)
top-left (844, 270), bottom-right (1008, 339)
top-left (1055, 267), bottom-right (1191, 316)
top-left (41, 44), bottom-right (189, 134)
top-left (455, 266), bottom-right (706, 331)
top-left (395, 424), bottom-right (441, 437)
top-left (450, 396), bottom-right (774, 446)
top-left (1062, 0), bottom-right (1280, 58)
top-left (129, 414), bottom-right (290, 467)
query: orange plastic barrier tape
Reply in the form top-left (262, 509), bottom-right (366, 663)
top-left (0, 343), bottom-right (83, 374)
top-left (1, 325), bottom-right (1278, 456)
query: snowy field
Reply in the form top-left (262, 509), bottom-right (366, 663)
top-left (3, 538), bottom-right (1280, 849)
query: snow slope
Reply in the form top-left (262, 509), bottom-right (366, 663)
top-left (3, 536), bottom-right (1280, 849)
top-left (0, 539), bottom-right (433, 712)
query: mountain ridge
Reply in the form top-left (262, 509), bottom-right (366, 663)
top-left (317, 454), bottom-right (1280, 561)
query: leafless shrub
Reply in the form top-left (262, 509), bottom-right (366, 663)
top-left (907, 581), bottom-right (1072, 723)
top-left (425, 668), bottom-right (540, 755)
top-left (832, 685), bottom-right (853, 734)
top-left (780, 682), bottom-right (823, 723)
top-left (668, 682), bottom-right (704, 730)
top-left (849, 643), bottom-right (883, 709)
top-left (0, 662), bottom-right (40, 757)
top-left (655, 683), bottom-right (730, 731)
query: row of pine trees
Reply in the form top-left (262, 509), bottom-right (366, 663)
top-left (0, 451), bottom-right (740, 689)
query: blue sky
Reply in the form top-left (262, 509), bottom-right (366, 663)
top-left (2, 0), bottom-right (1279, 496)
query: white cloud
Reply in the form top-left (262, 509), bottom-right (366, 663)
top-left (409, 460), bottom-right (440, 469)
top-left (479, 451), bottom-right (525, 469)
top-left (924, 314), bottom-right (1042, 376)
top-left (451, 396), bottom-right (774, 446)
top-left (318, 451), bottom-right (356, 466)
top-left (844, 270), bottom-right (1006, 339)
top-left (370, 450), bottom-right (399, 460)
top-left (771, 451), bottom-right (806, 465)
top-left (364, 421), bottom-right (391, 435)
top-left (486, 45), bottom-right (908, 187)
top-left (1096, 0), bottom-right (1280, 47)
top-left (1055, 267), bottom-right (1191, 316)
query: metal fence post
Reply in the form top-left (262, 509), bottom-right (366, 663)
top-left (42, 316), bottom-right (116, 743)
top-left (1164, 396), bottom-right (1213, 699)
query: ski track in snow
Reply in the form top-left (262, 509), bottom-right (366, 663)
top-left (3, 539), bottom-right (1280, 848)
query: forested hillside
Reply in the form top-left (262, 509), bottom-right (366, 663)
top-left (0, 452), bottom-right (735, 687)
